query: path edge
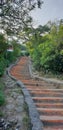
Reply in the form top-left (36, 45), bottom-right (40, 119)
top-left (7, 62), bottom-right (43, 130)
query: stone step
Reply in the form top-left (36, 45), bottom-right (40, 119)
top-left (35, 102), bottom-right (63, 108)
top-left (27, 87), bottom-right (63, 91)
top-left (32, 89), bottom-right (63, 91)
top-left (31, 86), bottom-right (63, 93)
top-left (32, 97), bottom-right (63, 103)
top-left (26, 86), bottom-right (55, 90)
top-left (30, 90), bottom-right (63, 97)
top-left (43, 126), bottom-right (63, 130)
top-left (37, 108), bottom-right (63, 116)
top-left (40, 115), bottom-right (63, 124)
top-left (20, 79), bottom-right (49, 86)
top-left (26, 86), bottom-right (44, 90)
top-left (30, 89), bottom-right (63, 93)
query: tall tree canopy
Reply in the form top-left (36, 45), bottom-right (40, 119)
top-left (0, 0), bottom-right (43, 34)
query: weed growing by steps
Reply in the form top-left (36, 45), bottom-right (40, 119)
top-left (23, 101), bottom-right (32, 130)
top-left (0, 111), bottom-right (4, 117)
top-left (0, 79), bottom-right (5, 106)
top-left (0, 92), bottom-right (5, 106)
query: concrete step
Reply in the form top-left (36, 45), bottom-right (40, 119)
top-left (43, 126), bottom-right (63, 130)
top-left (26, 86), bottom-right (45, 90)
top-left (37, 108), bottom-right (63, 116)
top-left (30, 90), bottom-right (63, 97)
top-left (32, 97), bottom-right (63, 103)
top-left (35, 102), bottom-right (63, 108)
top-left (26, 86), bottom-right (56, 90)
top-left (40, 115), bottom-right (63, 125)
top-left (19, 79), bottom-right (51, 86)
top-left (27, 87), bottom-right (63, 91)
top-left (30, 89), bottom-right (63, 93)
top-left (32, 89), bottom-right (63, 91)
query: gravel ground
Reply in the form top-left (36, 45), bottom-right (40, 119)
top-left (0, 71), bottom-right (31, 130)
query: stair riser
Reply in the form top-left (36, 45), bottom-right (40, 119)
top-left (42, 121), bottom-right (63, 126)
top-left (31, 93), bottom-right (63, 97)
top-left (33, 99), bottom-right (63, 103)
top-left (35, 103), bottom-right (63, 108)
top-left (38, 111), bottom-right (63, 116)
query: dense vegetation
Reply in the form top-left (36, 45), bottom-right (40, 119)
top-left (0, 0), bottom-right (43, 115)
top-left (0, 33), bottom-right (27, 106)
top-left (26, 20), bottom-right (63, 74)
top-left (0, 79), bottom-right (5, 107)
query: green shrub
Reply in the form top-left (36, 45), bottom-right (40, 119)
top-left (0, 111), bottom-right (4, 117)
top-left (6, 51), bottom-right (15, 63)
top-left (0, 91), bottom-right (5, 106)
top-left (0, 80), bottom-right (5, 91)
top-left (0, 57), bottom-right (6, 76)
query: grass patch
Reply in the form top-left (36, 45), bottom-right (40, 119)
top-left (0, 78), bottom-right (5, 106)
top-left (0, 79), bottom-right (5, 91)
top-left (23, 101), bottom-right (29, 114)
top-left (0, 91), bottom-right (5, 106)
top-left (23, 115), bottom-right (32, 130)
top-left (0, 111), bottom-right (4, 117)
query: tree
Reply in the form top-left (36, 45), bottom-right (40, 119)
top-left (0, 34), bottom-right (8, 55)
top-left (26, 20), bottom-right (63, 73)
top-left (0, 0), bottom-right (43, 34)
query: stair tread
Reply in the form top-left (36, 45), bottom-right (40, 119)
top-left (33, 97), bottom-right (63, 100)
top-left (35, 102), bottom-right (63, 105)
top-left (35, 102), bottom-right (63, 108)
top-left (37, 107), bottom-right (63, 111)
top-left (40, 115), bottom-right (63, 120)
top-left (43, 126), bottom-right (63, 130)
top-left (31, 90), bottom-right (63, 94)
top-left (31, 89), bottom-right (63, 91)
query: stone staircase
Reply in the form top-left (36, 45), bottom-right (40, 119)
top-left (10, 56), bottom-right (63, 130)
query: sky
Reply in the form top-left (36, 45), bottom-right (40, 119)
top-left (30, 0), bottom-right (63, 27)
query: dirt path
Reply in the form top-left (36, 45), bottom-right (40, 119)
top-left (10, 56), bottom-right (63, 130)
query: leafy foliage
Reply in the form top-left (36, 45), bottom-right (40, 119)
top-left (0, 34), bottom-right (8, 54)
top-left (0, 80), bottom-right (5, 106)
top-left (0, 91), bottom-right (5, 106)
top-left (0, 0), bottom-right (43, 34)
top-left (0, 33), bottom-right (26, 76)
top-left (26, 21), bottom-right (63, 73)
top-left (0, 56), bottom-right (6, 76)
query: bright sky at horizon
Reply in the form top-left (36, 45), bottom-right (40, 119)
top-left (30, 0), bottom-right (63, 27)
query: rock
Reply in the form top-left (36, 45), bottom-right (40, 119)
top-left (11, 92), bottom-right (17, 99)
top-left (16, 96), bottom-right (24, 105)
top-left (6, 104), bottom-right (15, 110)
top-left (0, 118), bottom-right (4, 127)
top-left (0, 119), bottom-right (11, 130)
top-left (16, 124), bottom-right (21, 128)
top-left (15, 106), bottom-right (23, 112)
top-left (9, 118), bottom-right (18, 125)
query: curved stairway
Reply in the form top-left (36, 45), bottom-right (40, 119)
top-left (10, 56), bottom-right (63, 130)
